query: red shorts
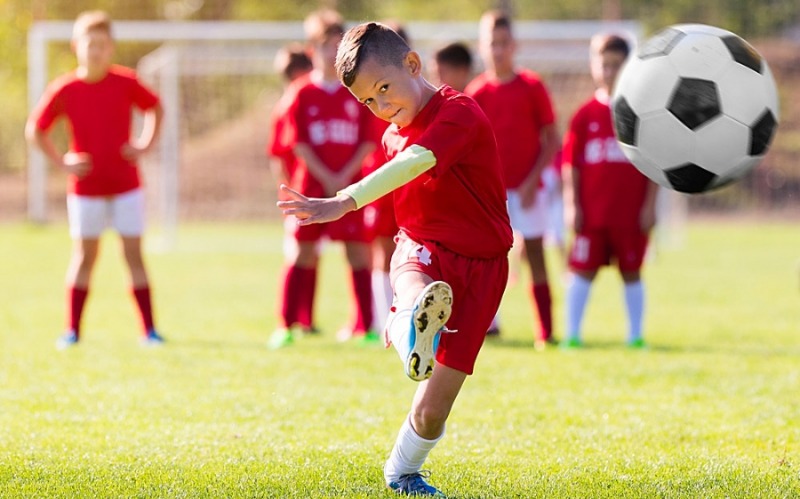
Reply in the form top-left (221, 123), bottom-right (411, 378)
top-left (364, 195), bottom-right (398, 241)
top-left (390, 232), bottom-right (508, 375)
top-left (568, 227), bottom-right (649, 273)
top-left (290, 210), bottom-right (368, 243)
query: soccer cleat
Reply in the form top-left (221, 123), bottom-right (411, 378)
top-left (388, 471), bottom-right (446, 497)
top-left (56, 330), bottom-right (79, 350)
top-left (534, 337), bottom-right (559, 352)
top-left (560, 337), bottom-right (583, 350)
top-left (267, 328), bottom-right (294, 350)
top-left (141, 328), bottom-right (166, 346)
top-left (627, 337), bottom-right (647, 349)
top-left (357, 330), bottom-right (382, 347)
top-left (405, 281), bottom-right (453, 382)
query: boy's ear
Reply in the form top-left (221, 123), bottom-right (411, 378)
top-left (404, 51), bottom-right (423, 77)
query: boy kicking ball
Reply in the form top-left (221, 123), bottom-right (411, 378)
top-left (278, 22), bottom-right (512, 496)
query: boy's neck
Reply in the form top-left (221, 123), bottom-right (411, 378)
top-left (489, 67), bottom-right (516, 83)
top-left (76, 65), bottom-right (110, 82)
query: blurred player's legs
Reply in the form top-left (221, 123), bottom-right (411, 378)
top-left (506, 188), bottom-right (555, 347)
top-left (271, 240), bottom-right (319, 349)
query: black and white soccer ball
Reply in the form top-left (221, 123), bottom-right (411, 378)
top-left (611, 24), bottom-right (779, 193)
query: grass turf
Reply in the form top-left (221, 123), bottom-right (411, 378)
top-left (0, 221), bottom-right (798, 498)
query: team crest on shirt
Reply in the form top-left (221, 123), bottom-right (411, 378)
top-left (308, 106), bottom-right (319, 117)
top-left (344, 100), bottom-right (359, 119)
top-left (589, 122), bottom-right (600, 132)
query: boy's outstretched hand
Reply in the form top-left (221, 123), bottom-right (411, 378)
top-left (276, 184), bottom-right (357, 226)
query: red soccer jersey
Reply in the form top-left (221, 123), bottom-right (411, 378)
top-left (383, 86), bottom-right (513, 259)
top-left (465, 69), bottom-right (556, 189)
top-left (31, 65), bottom-right (160, 196)
top-left (283, 75), bottom-right (375, 197)
top-left (267, 85), bottom-right (301, 180)
top-left (563, 91), bottom-right (651, 230)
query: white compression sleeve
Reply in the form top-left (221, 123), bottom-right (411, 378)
top-left (339, 144), bottom-right (436, 209)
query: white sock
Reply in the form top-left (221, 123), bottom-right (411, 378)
top-left (566, 273), bottom-right (592, 341)
top-left (387, 308), bottom-right (413, 363)
top-left (624, 281), bottom-right (645, 342)
top-left (371, 270), bottom-right (393, 332)
top-left (488, 313), bottom-right (500, 331)
top-left (384, 416), bottom-right (445, 484)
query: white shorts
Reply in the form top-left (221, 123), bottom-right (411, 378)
top-left (506, 187), bottom-right (548, 239)
top-left (67, 188), bottom-right (145, 239)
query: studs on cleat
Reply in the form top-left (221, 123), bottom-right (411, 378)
top-left (416, 312), bottom-right (429, 332)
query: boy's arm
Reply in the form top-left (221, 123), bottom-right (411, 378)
top-left (278, 144), bottom-right (436, 225)
top-left (519, 123), bottom-right (559, 207)
top-left (640, 181), bottom-right (659, 232)
top-left (334, 142), bottom-right (377, 186)
top-left (293, 143), bottom-right (338, 195)
top-left (25, 119), bottom-right (90, 178)
top-left (564, 163), bottom-right (582, 232)
top-left (122, 103), bottom-right (164, 160)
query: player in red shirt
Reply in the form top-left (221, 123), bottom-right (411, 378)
top-left (562, 34), bottom-right (658, 349)
top-left (465, 10), bottom-right (560, 348)
top-left (429, 41), bottom-right (473, 93)
top-left (266, 43), bottom-right (315, 332)
top-left (26, 11), bottom-right (164, 349)
top-left (267, 43), bottom-right (313, 191)
top-left (279, 22), bottom-right (512, 496)
top-left (268, 9), bottom-right (377, 349)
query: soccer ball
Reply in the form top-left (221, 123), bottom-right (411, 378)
top-left (611, 24), bottom-right (779, 193)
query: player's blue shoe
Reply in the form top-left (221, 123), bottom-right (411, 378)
top-left (388, 471), bottom-right (446, 497)
top-left (141, 328), bottom-right (166, 346)
top-left (56, 330), bottom-right (79, 350)
top-left (405, 281), bottom-right (453, 382)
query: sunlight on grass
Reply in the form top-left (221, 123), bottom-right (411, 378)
top-left (1, 221), bottom-right (799, 497)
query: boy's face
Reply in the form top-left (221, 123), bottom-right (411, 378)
top-left (347, 52), bottom-right (425, 128)
top-left (73, 29), bottom-right (114, 71)
top-left (313, 34), bottom-right (342, 72)
top-left (431, 61), bottom-right (470, 93)
top-left (479, 26), bottom-right (515, 73)
top-left (591, 49), bottom-right (627, 93)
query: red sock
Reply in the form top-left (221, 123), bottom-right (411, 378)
top-left (532, 282), bottom-right (553, 341)
top-left (351, 268), bottom-right (373, 334)
top-left (133, 286), bottom-right (155, 334)
top-left (280, 265), bottom-right (305, 328)
top-left (296, 267), bottom-right (317, 329)
top-left (67, 286), bottom-right (89, 338)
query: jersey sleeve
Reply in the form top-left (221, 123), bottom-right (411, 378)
top-left (562, 106), bottom-right (586, 170)
top-left (131, 75), bottom-right (160, 110)
top-left (31, 80), bottom-right (66, 131)
top-left (414, 98), bottom-right (480, 178)
top-left (529, 78), bottom-right (556, 128)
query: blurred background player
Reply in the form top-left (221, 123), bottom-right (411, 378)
top-left (269, 8), bottom-right (376, 349)
top-left (429, 41), bottom-right (474, 92)
top-left (466, 10), bottom-right (560, 348)
top-left (26, 10), bottom-right (165, 349)
top-left (561, 33), bottom-right (658, 349)
top-left (355, 21), bottom-right (411, 341)
top-left (266, 42), bottom-right (316, 332)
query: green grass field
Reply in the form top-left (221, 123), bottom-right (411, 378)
top-left (1, 220), bottom-right (798, 498)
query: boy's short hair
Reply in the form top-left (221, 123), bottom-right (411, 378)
top-left (274, 43), bottom-right (313, 81)
top-left (381, 19), bottom-right (411, 46)
top-left (303, 8), bottom-right (345, 45)
top-left (480, 9), bottom-right (513, 34)
top-left (72, 10), bottom-right (112, 40)
top-left (591, 33), bottom-right (630, 59)
top-left (435, 42), bottom-right (473, 70)
top-left (335, 22), bottom-right (411, 88)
